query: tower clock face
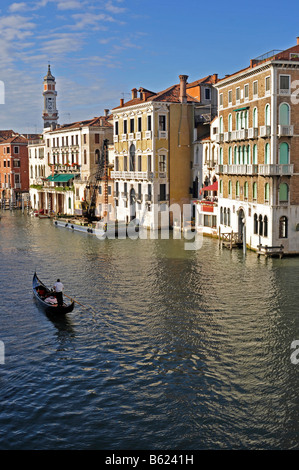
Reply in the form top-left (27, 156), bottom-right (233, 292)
top-left (47, 98), bottom-right (53, 111)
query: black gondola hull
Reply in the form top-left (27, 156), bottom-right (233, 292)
top-left (32, 272), bottom-right (74, 315)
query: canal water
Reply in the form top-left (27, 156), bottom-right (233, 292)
top-left (0, 211), bottom-right (299, 450)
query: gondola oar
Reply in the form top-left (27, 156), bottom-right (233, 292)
top-left (64, 294), bottom-right (88, 309)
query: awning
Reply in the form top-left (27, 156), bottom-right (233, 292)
top-left (47, 173), bottom-right (79, 182)
top-left (200, 181), bottom-right (218, 194)
top-left (233, 106), bottom-right (249, 112)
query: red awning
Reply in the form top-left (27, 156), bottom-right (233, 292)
top-left (200, 181), bottom-right (218, 194)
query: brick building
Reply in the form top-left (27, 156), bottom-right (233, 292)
top-left (215, 38), bottom-right (299, 254)
top-left (0, 135), bottom-right (29, 202)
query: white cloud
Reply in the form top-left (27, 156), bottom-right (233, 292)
top-left (105, 1), bottom-right (126, 14)
top-left (70, 12), bottom-right (118, 30)
top-left (9, 2), bottom-right (27, 12)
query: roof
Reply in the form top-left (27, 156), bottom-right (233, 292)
top-left (112, 82), bottom-right (201, 110)
top-left (0, 135), bottom-right (28, 145)
top-left (46, 115), bottom-right (113, 133)
top-left (187, 75), bottom-right (218, 88)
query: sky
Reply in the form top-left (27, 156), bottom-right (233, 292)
top-left (0, 0), bottom-right (299, 134)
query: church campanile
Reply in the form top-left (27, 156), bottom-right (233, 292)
top-left (42, 64), bottom-right (58, 129)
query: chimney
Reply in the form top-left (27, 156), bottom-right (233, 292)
top-left (179, 75), bottom-right (188, 103)
top-left (104, 109), bottom-right (109, 116)
top-left (213, 73), bottom-right (218, 83)
top-left (131, 88), bottom-right (137, 99)
top-left (297, 37), bottom-right (299, 45)
top-left (120, 98), bottom-right (124, 107)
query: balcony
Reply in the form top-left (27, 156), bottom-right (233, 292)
top-left (158, 194), bottom-right (169, 202)
top-left (260, 125), bottom-right (271, 137)
top-left (145, 131), bottom-right (152, 139)
top-left (128, 133), bottom-right (134, 141)
top-left (113, 191), bottom-right (119, 198)
top-left (14, 183), bottom-right (21, 189)
top-left (278, 125), bottom-right (294, 137)
top-left (145, 194), bottom-right (152, 203)
top-left (137, 194), bottom-right (142, 203)
top-left (224, 132), bottom-right (231, 142)
top-left (215, 133), bottom-right (224, 143)
top-left (111, 171), bottom-right (154, 181)
top-left (246, 164), bottom-right (259, 175)
top-left (227, 164), bottom-right (247, 175)
top-left (121, 191), bottom-right (128, 199)
top-left (248, 127), bottom-right (258, 139)
top-left (158, 130), bottom-right (167, 139)
top-left (258, 164), bottom-right (294, 176)
top-left (121, 134), bottom-right (127, 142)
top-left (113, 135), bottom-right (119, 143)
top-left (136, 132), bottom-right (141, 140)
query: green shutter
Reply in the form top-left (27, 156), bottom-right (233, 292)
top-left (279, 142), bottom-right (289, 164)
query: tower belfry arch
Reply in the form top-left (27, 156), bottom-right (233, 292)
top-left (42, 64), bottom-right (58, 129)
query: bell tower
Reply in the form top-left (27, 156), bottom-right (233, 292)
top-left (42, 64), bottom-right (58, 129)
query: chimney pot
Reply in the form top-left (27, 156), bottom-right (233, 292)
top-left (179, 74), bottom-right (188, 103)
top-left (120, 98), bottom-right (124, 107)
top-left (297, 36), bottom-right (299, 45)
top-left (131, 88), bottom-right (137, 99)
top-left (104, 109), bottom-right (109, 116)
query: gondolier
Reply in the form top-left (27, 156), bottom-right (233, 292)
top-left (53, 279), bottom-right (64, 307)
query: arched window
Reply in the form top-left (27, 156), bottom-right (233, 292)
top-left (259, 215), bottom-right (263, 236)
top-left (247, 145), bottom-right (251, 164)
top-left (244, 181), bottom-right (248, 199)
top-left (265, 104), bottom-right (271, 126)
top-left (253, 107), bottom-right (258, 128)
top-left (253, 144), bottom-right (258, 165)
top-left (219, 179), bottom-right (223, 195)
top-left (228, 180), bottom-right (232, 197)
top-left (253, 182), bottom-right (257, 200)
top-left (228, 114), bottom-right (232, 132)
top-left (236, 113), bottom-right (240, 131)
top-left (265, 183), bottom-right (270, 202)
top-left (279, 103), bottom-right (290, 126)
top-left (220, 207), bottom-right (223, 224)
top-left (227, 208), bottom-right (231, 226)
top-left (279, 216), bottom-right (288, 238)
top-left (219, 116), bottom-right (223, 134)
top-left (238, 146), bottom-right (242, 165)
top-left (123, 155), bottom-right (127, 171)
top-left (254, 213), bottom-right (258, 234)
top-left (224, 208), bottom-right (227, 225)
top-left (84, 149), bottom-right (87, 165)
top-left (265, 143), bottom-right (270, 164)
top-left (219, 147), bottom-right (223, 164)
top-left (264, 216), bottom-right (268, 237)
top-left (279, 183), bottom-right (289, 202)
top-left (242, 145), bottom-right (246, 165)
top-left (279, 142), bottom-right (289, 164)
top-left (236, 180), bottom-right (240, 197)
top-left (68, 197), bottom-right (72, 210)
top-left (228, 146), bottom-right (232, 165)
top-left (234, 146), bottom-right (237, 164)
top-left (129, 144), bottom-right (135, 171)
top-left (204, 147), bottom-right (208, 164)
top-left (95, 149), bottom-right (100, 164)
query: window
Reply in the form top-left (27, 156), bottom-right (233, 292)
top-left (279, 75), bottom-right (290, 93)
top-left (219, 179), bottom-right (223, 195)
top-left (227, 208), bottom-right (231, 226)
top-left (108, 186), bottom-right (111, 195)
top-left (228, 90), bottom-right (232, 105)
top-left (138, 117), bottom-right (142, 132)
top-left (279, 142), bottom-right (289, 164)
top-left (147, 115), bottom-right (152, 131)
top-left (253, 182), bottom-right (257, 200)
top-left (123, 120), bottom-right (127, 134)
top-left (159, 115), bottom-right (166, 131)
top-left (254, 214), bottom-right (258, 234)
top-left (253, 144), bottom-right (258, 164)
top-left (265, 183), bottom-right (269, 202)
top-left (129, 144), bottom-right (135, 171)
top-left (279, 103), bottom-right (290, 126)
top-left (15, 173), bottom-right (20, 184)
top-left (205, 88), bottom-right (211, 100)
top-left (228, 114), bottom-right (232, 132)
top-left (279, 183), bottom-right (289, 202)
top-left (236, 87), bottom-right (240, 101)
top-left (228, 180), bottom-right (232, 197)
top-left (159, 155), bottom-right (166, 172)
top-left (124, 155), bottom-right (127, 171)
top-left (14, 146), bottom-right (19, 154)
top-left (244, 181), bottom-right (248, 199)
top-left (219, 93), bottom-right (223, 107)
top-left (244, 84), bottom-right (249, 99)
top-left (138, 155), bottom-right (142, 172)
top-left (265, 143), bottom-right (270, 164)
top-left (236, 181), bottom-right (240, 198)
top-left (13, 159), bottom-right (20, 168)
top-left (253, 81), bottom-right (258, 97)
top-left (95, 133), bottom-right (100, 144)
top-left (224, 208), bottom-right (227, 225)
top-left (265, 76), bottom-right (270, 93)
top-left (115, 156), bottom-right (119, 171)
top-left (259, 215), bottom-right (263, 236)
top-left (84, 149), bottom-right (87, 165)
top-left (246, 145), bottom-right (251, 164)
top-left (148, 155), bottom-right (152, 172)
top-left (115, 121), bottom-right (119, 135)
top-left (219, 147), bottom-right (223, 165)
top-left (265, 104), bottom-right (270, 126)
top-left (130, 118), bottom-right (134, 133)
top-left (228, 147), bottom-right (232, 165)
top-left (220, 207), bottom-right (223, 224)
top-left (83, 134), bottom-right (87, 144)
top-left (279, 216), bottom-right (288, 238)
top-left (234, 146), bottom-right (237, 164)
top-left (264, 216), bottom-right (268, 237)
top-left (253, 107), bottom-right (258, 128)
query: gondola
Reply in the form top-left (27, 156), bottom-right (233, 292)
top-left (32, 272), bottom-right (74, 314)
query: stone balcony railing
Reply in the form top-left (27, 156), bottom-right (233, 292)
top-left (216, 163), bottom-right (294, 176)
top-left (111, 171), bottom-right (154, 181)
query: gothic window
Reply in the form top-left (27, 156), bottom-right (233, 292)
top-left (264, 216), bottom-right (268, 238)
top-left (279, 183), bottom-right (289, 203)
top-left (279, 142), bottom-right (289, 164)
top-left (279, 216), bottom-right (288, 238)
top-left (254, 213), bottom-right (258, 234)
